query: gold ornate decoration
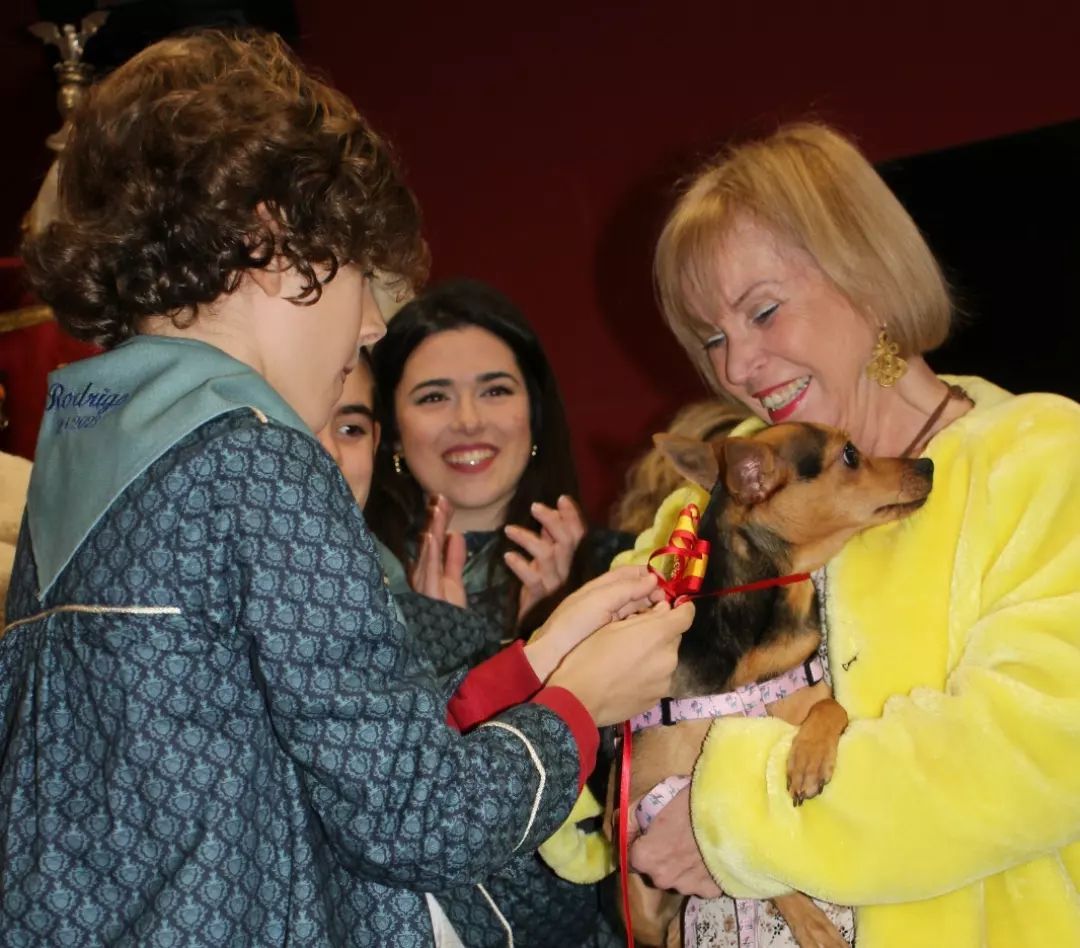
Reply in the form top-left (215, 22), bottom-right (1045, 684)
top-left (0, 305), bottom-right (53, 335)
top-left (865, 329), bottom-right (907, 387)
top-left (29, 12), bottom-right (109, 150)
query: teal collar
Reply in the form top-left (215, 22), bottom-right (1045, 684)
top-left (28, 335), bottom-right (311, 599)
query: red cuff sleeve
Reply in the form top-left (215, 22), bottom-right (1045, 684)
top-left (531, 686), bottom-right (599, 791)
top-left (446, 640), bottom-right (542, 731)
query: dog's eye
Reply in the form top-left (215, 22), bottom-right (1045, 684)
top-left (841, 442), bottom-right (859, 469)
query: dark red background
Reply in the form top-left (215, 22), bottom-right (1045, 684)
top-left (3, 1), bottom-right (1079, 517)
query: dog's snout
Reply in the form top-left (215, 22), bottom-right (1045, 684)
top-left (914, 458), bottom-right (934, 481)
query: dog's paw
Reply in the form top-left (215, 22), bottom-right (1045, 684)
top-left (785, 731), bottom-right (837, 806)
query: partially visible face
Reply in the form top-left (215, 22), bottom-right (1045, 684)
top-left (317, 357), bottom-right (380, 509)
top-left (394, 326), bottom-right (532, 532)
top-left (258, 265), bottom-right (387, 431)
top-left (693, 217), bottom-right (877, 432)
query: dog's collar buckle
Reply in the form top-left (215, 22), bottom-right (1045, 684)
top-left (659, 697), bottom-right (675, 727)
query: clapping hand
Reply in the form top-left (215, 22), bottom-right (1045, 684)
top-left (409, 494), bottom-right (467, 608)
top-left (504, 495), bottom-right (587, 621)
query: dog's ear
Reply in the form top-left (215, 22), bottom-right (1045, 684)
top-left (722, 437), bottom-right (785, 505)
top-left (653, 433), bottom-right (720, 490)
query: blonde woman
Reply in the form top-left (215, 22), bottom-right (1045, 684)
top-left (626, 123), bottom-right (1080, 947)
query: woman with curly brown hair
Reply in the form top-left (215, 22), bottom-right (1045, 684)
top-left (0, 30), bottom-right (693, 947)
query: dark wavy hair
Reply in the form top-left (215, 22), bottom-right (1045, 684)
top-left (366, 279), bottom-right (580, 623)
top-left (22, 29), bottom-right (428, 347)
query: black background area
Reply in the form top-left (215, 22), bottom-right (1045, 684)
top-left (879, 119), bottom-right (1080, 402)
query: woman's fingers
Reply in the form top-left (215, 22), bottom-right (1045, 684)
top-left (505, 498), bottom-right (589, 620)
top-left (505, 550), bottom-right (542, 587)
top-left (438, 530), bottom-right (468, 608)
top-left (557, 494), bottom-right (587, 544)
top-left (504, 523), bottom-right (552, 564)
top-left (531, 495), bottom-right (586, 544)
top-left (444, 531), bottom-right (466, 584)
top-left (507, 552), bottom-right (548, 621)
top-left (409, 531), bottom-right (432, 596)
top-left (504, 524), bottom-right (563, 594)
top-left (426, 494), bottom-right (450, 549)
top-left (531, 497), bottom-right (586, 577)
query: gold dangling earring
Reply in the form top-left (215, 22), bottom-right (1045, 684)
top-left (530, 443), bottom-right (538, 458)
top-left (393, 452), bottom-right (404, 475)
top-left (865, 328), bottom-right (907, 387)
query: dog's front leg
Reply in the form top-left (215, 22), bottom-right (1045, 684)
top-left (786, 696), bottom-right (848, 804)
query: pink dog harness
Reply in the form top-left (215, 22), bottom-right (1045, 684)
top-left (630, 654), bottom-right (824, 735)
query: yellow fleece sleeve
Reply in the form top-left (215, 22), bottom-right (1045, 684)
top-left (691, 396), bottom-right (1080, 905)
top-left (536, 786), bottom-right (615, 882)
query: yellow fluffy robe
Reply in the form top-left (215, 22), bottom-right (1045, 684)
top-left (543, 377), bottom-right (1080, 947)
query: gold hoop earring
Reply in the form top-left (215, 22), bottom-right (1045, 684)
top-left (865, 329), bottom-right (907, 387)
top-left (393, 453), bottom-right (404, 475)
top-left (530, 444), bottom-right (538, 458)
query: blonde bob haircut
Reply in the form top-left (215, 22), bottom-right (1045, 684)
top-left (654, 123), bottom-right (953, 389)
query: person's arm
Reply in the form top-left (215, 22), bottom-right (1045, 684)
top-left (197, 423), bottom-right (688, 892)
top-left (201, 425), bottom-right (586, 890)
top-left (678, 398), bottom-right (1080, 903)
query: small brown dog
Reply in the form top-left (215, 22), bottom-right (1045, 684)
top-left (617, 421), bottom-right (933, 947)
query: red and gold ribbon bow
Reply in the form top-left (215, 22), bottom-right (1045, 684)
top-left (646, 503), bottom-right (711, 605)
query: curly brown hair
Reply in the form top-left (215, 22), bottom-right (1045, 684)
top-left (22, 29), bottom-right (428, 348)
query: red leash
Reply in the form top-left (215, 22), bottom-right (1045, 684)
top-left (618, 504), bottom-right (810, 947)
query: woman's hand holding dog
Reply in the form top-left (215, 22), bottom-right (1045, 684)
top-left (630, 784), bottom-right (723, 898)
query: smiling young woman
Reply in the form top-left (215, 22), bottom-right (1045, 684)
top-left (366, 278), bottom-right (632, 645)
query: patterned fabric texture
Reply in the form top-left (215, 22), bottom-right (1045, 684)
top-left (397, 592), bottom-right (508, 677)
top-left (0, 412), bottom-right (584, 947)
